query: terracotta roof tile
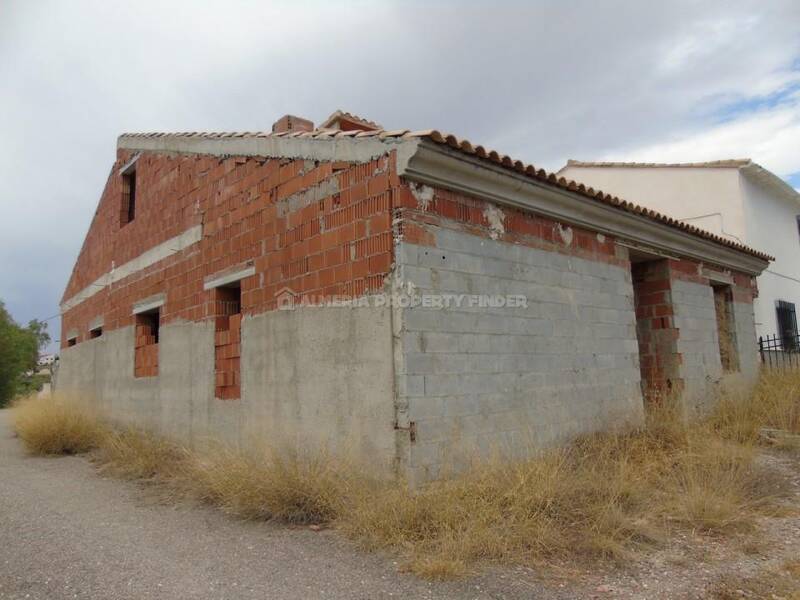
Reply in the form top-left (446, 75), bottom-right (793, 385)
top-left (565, 159), bottom-right (752, 169)
top-left (118, 127), bottom-right (772, 262)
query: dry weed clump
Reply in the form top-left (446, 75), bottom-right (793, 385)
top-left (93, 427), bottom-right (190, 482)
top-left (186, 445), bottom-right (357, 524)
top-left (11, 395), bottom-right (106, 455)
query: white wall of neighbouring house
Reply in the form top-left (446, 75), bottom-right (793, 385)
top-left (557, 166), bottom-right (747, 243)
top-left (739, 174), bottom-right (800, 338)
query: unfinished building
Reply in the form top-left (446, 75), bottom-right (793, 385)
top-left (58, 111), bottom-right (771, 482)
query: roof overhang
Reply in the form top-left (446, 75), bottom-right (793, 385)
top-left (740, 162), bottom-right (800, 206)
top-left (402, 141), bottom-right (770, 276)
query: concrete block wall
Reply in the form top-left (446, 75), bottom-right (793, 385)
top-left (57, 322), bottom-right (227, 444)
top-left (392, 184), bottom-right (645, 483)
top-left (58, 305), bottom-right (396, 468)
top-left (669, 266), bottom-right (759, 411)
top-left (240, 305), bottom-right (396, 470)
top-left (733, 298), bottom-right (760, 383)
top-left (671, 277), bottom-right (724, 409)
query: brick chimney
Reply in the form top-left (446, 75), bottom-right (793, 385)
top-left (271, 115), bottom-right (314, 134)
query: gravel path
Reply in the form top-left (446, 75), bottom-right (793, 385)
top-left (3, 406), bottom-right (798, 600)
top-left (0, 409), bottom-right (546, 600)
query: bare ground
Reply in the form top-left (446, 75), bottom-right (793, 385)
top-left (1, 409), bottom-right (799, 600)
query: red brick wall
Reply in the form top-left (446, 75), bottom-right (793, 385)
top-left (665, 259), bottom-right (755, 303)
top-left (133, 315), bottom-right (159, 378)
top-left (214, 313), bottom-right (241, 400)
top-left (393, 182), bottom-right (627, 267)
top-left (632, 260), bottom-right (682, 402)
top-left (61, 148), bottom-right (403, 400)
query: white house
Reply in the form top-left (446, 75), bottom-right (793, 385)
top-left (558, 159), bottom-right (800, 346)
top-left (37, 353), bottom-right (56, 367)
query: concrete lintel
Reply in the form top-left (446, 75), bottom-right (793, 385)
top-left (118, 153), bottom-right (140, 175)
top-left (203, 265), bottom-right (256, 290)
top-left (703, 269), bottom-right (734, 285)
top-left (65, 329), bottom-right (78, 341)
top-left (616, 240), bottom-right (680, 261)
top-left (404, 142), bottom-right (770, 276)
top-left (89, 316), bottom-right (105, 331)
top-left (132, 294), bottom-right (165, 315)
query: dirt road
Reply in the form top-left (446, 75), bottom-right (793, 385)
top-left (5, 406), bottom-right (797, 600)
top-left (0, 410), bottom-right (541, 600)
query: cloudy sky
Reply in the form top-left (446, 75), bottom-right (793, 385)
top-left (1, 0), bottom-right (798, 351)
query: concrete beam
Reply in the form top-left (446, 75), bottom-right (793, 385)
top-left (118, 135), bottom-right (420, 173)
top-left (132, 293), bottom-right (166, 315)
top-left (204, 265), bottom-right (256, 290)
top-left (61, 225), bottom-right (202, 313)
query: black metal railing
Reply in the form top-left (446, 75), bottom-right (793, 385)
top-left (759, 332), bottom-right (800, 370)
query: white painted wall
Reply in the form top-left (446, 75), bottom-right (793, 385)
top-left (558, 166), bottom-right (746, 242)
top-left (559, 164), bottom-right (800, 339)
top-left (739, 174), bottom-right (800, 337)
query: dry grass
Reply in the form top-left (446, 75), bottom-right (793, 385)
top-left (342, 373), bottom-right (798, 576)
top-left (11, 395), bottom-right (106, 455)
top-left (185, 445), bottom-right (358, 524)
top-left (93, 427), bottom-right (189, 482)
top-left (8, 369), bottom-right (800, 580)
top-left (342, 412), bottom-right (782, 576)
top-left (706, 559), bottom-right (800, 599)
top-left (711, 370), bottom-right (800, 444)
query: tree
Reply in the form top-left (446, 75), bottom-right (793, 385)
top-left (0, 301), bottom-right (49, 407)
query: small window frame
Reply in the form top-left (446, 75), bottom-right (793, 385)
top-left (712, 284), bottom-right (739, 372)
top-left (796, 215), bottom-right (800, 245)
top-left (119, 156), bottom-right (139, 227)
top-left (776, 300), bottom-right (799, 352)
top-left (136, 310), bottom-right (160, 345)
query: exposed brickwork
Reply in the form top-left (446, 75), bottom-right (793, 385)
top-left (632, 260), bottom-right (682, 403)
top-left (133, 315), bottom-right (159, 378)
top-left (215, 313), bottom-right (241, 400)
top-left (62, 141), bottom-right (760, 433)
top-left (394, 183), bottom-right (627, 267)
top-left (631, 258), bottom-right (756, 403)
top-left (61, 149), bottom-right (401, 353)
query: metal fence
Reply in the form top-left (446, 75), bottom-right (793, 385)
top-left (759, 333), bottom-right (800, 370)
